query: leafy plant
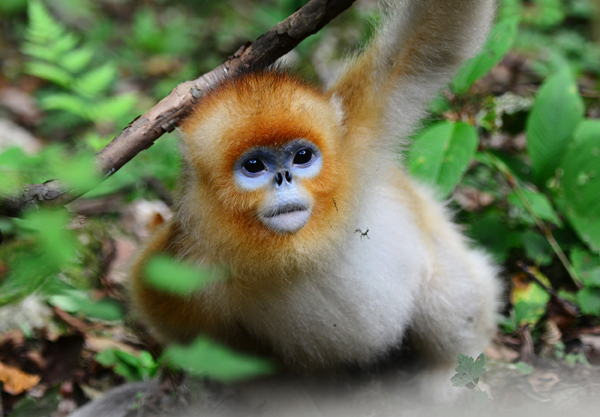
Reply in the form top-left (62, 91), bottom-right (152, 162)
top-left (96, 349), bottom-right (159, 382)
top-left (22, 0), bottom-right (138, 140)
top-left (451, 353), bottom-right (492, 404)
top-left (163, 336), bottom-right (276, 382)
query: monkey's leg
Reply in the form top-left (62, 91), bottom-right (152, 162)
top-left (408, 245), bottom-right (499, 401)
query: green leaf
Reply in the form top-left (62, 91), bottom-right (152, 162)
top-left (526, 67), bottom-right (584, 185)
top-left (95, 349), bottom-right (118, 366)
top-left (570, 248), bottom-right (600, 287)
top-left (26, 0), bottom-right (66, 45)
top-left (512, 272), bottom-right (551, 326)
top-left (39, 93), bottom-right (90, 119)
top-left (24, 209), bottom-right (77, 267)
top-left (90, 94), bottom-right (137, 122)
top-left (54, 152), bottom-right (101, 193)
top-left (577, 287), bottom-right (600, 315)
top-left (565, 210), bottom-right (600, 254)
top-left (144, 255), bottom-right (225, 295)
top-left (163, 336), bottom-right (277, 382)
top-left (451, 353), bottom-right (486, 387)
top-left (408, 121), bottom-right (478, 198)
top-left (473, 387), bottom-right (493, 404)
top-left (560, 121), bottom-right (600, 220)
top-left (521, 230), bottom-right (552, 266)
top-left (507, 188), bottom-right (562, 227)
top-left (96, 349), bottom-right (150, 381)
top-left (48, 289), bottom-right (124, 321)
top-left (453, 17), bottom-right (520, 93)
top-left (573, 120), bottom-right (600, 145)
top-left (61, 47), bottom-right (95, 73)
top-left (515, 361), bottom-right (534, 375)
top-left (466, 214), bottom-right (521, 262)
top-left (72, 63), bottom-right (117, 98)
top-left (25, 62), bottom-right (73, 87)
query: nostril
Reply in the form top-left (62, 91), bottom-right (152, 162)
top-left (275, 172), bottom-right (283, 186)
top-left (285, 171), bottom-right (292, 183)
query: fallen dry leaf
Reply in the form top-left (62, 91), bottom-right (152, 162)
top-left (527, 372), bottom-right (560, 394)
top-left (0, 361), bottom-right (41, 395)
top-left (84, 336), bottom-right (139, 356)
top-left (485, 341), bottom-right (520, 362)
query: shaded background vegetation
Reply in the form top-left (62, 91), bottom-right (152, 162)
top-left (0, 0), bottom-right (599, 415)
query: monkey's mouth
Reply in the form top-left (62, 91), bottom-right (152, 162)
top-left (260, 203), bottom-right (311, 233)
top-left (263, 203), bottom-right (309, 218)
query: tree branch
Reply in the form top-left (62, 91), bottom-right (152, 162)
top-left (0, 0), bottom-right (357, 218)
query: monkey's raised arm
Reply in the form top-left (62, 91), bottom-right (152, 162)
top-left (328, 0), bottom-right (495, 144)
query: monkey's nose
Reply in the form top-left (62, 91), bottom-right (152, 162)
top-left (275, 171), bottom-right (292, 186)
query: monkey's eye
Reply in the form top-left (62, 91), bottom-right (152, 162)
top-left (242, 158), bottom-right (266, 174)
top-left (293, 148), bottom-right (313, 166)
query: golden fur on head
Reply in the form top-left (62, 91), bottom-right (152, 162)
top-left (175, 70), bottom-right (353, 278)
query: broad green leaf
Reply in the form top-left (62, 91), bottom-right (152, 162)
top-left (164, 336), bottom-right (276, 382)
top-left (53, 152), bottom-right (101, 193)
top-left (521, 230), bottom-right (552, 266)
top-left (466, 214), bottom-right (521, 262)
top-left (48, 289), bottom-right (124, 321)
top-left (408, 121), bottom-right (478, 198)
top-left (488, 150), bottom-right (534, 184)
top-left (0, 246), bottom-right (52, 306)
top-left (560, 121), bottom-right (600, 219)
top-left (145, 255), bottom-right (225, 295)
top-left (577, 287), bottom-right (600, 315)
top-left (507, 188), bottom-right (562, 227)
top-left (24, 209), bottom-right (77, 267)
top-left (451, 353), bottom-right (486, 387)
top-left (570, 248), bottom-right (600, 287)
top-left (526, 67), bottom-right (584, 185)
top-left (96, 349), bottom-right (154, 381)
top-left (573, 120), bottom-right (600, 144)
top-left (453, 17), bottom-right (520, 93)
top-left (566, 209), bottom-right (600, 254)
top-left (0, 0), bottom-right (27, 14)
top-left (511, 272), bottom-right (551, 326)
top-left (95, 349), bottom-right (118, 365)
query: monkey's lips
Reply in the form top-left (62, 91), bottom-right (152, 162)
top-left (260, 204), bottom-right (311, 233)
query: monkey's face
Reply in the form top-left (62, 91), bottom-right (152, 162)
top-left (232, 139), bottom-right (323, 233)
top-left (180, 71), bottom-right (347, 239)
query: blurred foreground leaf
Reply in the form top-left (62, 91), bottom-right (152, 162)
top-left (164, 336), bottom-right (276, 382)
top-left (48, 289), bottom-right (124, 321)
top-left (145, 254), bottom-right (225, 295)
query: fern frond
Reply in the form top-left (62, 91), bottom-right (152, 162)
top-left (25, 62), bottom-right (73, 87)
top-left (25, 0), bottom-right (66, 46)
top-left (72, 63), bottom-right (117, 99)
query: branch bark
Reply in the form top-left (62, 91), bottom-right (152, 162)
top-left (0, 0), bottom-right (357, 218)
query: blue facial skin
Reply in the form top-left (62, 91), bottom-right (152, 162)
top-left (233, 139), bottom-right (323, 190)
top-left (233, 139), bottom-right (323, 233)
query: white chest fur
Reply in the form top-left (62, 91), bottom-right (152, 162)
top-left (237, 182), bottom-right (432, 368)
